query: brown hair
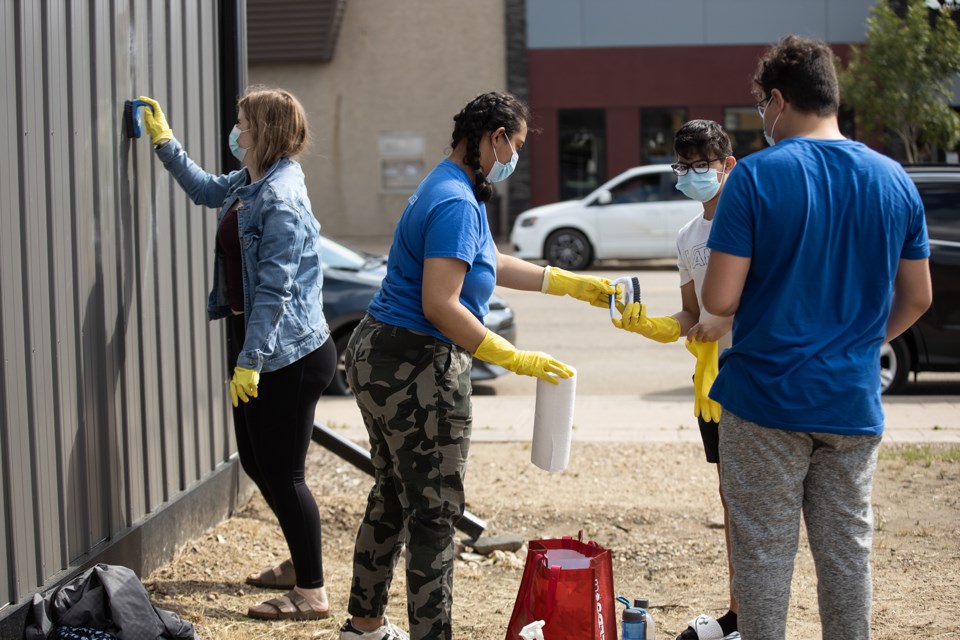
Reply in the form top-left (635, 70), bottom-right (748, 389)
top-left (238, 86), bottom-right (309, 176)
top-left (753, 35), bottom-right (840, 116)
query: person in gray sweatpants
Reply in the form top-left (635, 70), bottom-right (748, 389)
top-left (701, 36), bottom-right (932, 639)
top-left (720, 414), bottom-right (882, 638)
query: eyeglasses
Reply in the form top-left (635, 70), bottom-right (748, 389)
top-left (755, 95), bottom-right (773, 119)
top-left (670, 158), bottom-right (725, 176)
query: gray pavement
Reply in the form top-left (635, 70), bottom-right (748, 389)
top-left (320, 261), bottom-right (960, 446)
top-left (316, 393), bottom-right (960, 444)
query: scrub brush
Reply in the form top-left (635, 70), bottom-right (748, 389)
top-left (123, 99), bottom-right (151, 139)
top-left (609, 276), bottom-right (641, 321)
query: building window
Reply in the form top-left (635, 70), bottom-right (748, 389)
top-left (559, 110), bottom-right (606, 201)
top-left (379, 133), bottom-right (426, 192)
top-left (641, 108), bottom-right (686, 164)
top-left (723, 107), bottom-right (766, 157)
top-left (247, 0), bottom-right (349, 64)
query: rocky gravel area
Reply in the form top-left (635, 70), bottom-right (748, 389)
top-left (144, 440), bottom-right (960, 639)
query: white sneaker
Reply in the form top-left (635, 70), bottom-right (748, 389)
top-left (339, 617), bottom-right (409, 640)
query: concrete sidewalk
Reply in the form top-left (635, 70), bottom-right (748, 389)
top-left (317, 394), bottom-right (960, 444)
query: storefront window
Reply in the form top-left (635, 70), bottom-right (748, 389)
top-left (641, 108), bottom-right (686, 164)
top-left (723, 107), bottom-right (766, 157)
top-left (559, 110), bottom-right (606, 200)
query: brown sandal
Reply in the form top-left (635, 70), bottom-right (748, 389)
top-left (245, 558), bottom-right (296, 590)
top-left (246, 589), bottom-right (330, 621)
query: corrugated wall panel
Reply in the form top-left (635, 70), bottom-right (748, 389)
top-left (170, 0), bottom-right (206, 488)
top-left (112, 0), bottom-right (147, 530)
top-left (128, 0), bottom-right (157, 515)
top-left (45, 0), bottom-right (75, 575)
top-left (95, 0), bottom-right (126, 539)
top-left (199, 0), bottom-right (231, 471)
top-left (0, 0), bottom-right (234, 613)
top-left (149, 0), bottom-right (179, 504)
top-left (66, 0), bottom-right (98, 564)
top-left (22, 0), bottom-right (60, 590)
top-left (0, 0), bottom-right (9, 604)
top-left (0, 0), bottom-right (28, 607)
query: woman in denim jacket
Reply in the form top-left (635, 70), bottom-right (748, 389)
top-left (138, 88), bottom-right (335, 621)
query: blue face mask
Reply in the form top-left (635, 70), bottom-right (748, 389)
top-left (675, 169), bottom-right (722, 202)
top-left (486, 133), bottom-right (518, 182)
top-left (229, 125), bottom-right (250, 161)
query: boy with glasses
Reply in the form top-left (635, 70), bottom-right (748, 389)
top-left (702, 35), bottom-right (931, 639)
top-left (614, 119), bottom-right (740, 640)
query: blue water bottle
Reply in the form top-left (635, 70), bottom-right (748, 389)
top-left (617, 595), bottom-right (647, 640)
top-left (621, 607), bottom-right (647, 640)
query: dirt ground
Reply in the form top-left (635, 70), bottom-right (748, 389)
top-left (144, 441), bottom-right (960, 640)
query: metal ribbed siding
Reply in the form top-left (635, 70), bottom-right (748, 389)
top-left (0, 0), bottom-right (232, 608)
top-left (247, 0), bottom-right (347, 63)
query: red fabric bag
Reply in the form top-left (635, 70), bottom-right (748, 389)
top-left (505, 532), bottom-right (617, 640)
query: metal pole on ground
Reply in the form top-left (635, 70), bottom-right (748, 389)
top-left (311, 422), bottom-right (487, 539)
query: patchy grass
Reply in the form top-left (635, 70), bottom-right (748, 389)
top-left (879, 444), bottom-right (960, 466)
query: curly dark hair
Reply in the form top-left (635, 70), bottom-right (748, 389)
top-left (753, 35), bottom-right (840, 117)
top-left (674, 119), bottom-right (732, 160)
top-left (451, 92), bottom-right (531, 203)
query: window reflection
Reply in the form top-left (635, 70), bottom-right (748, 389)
top-left (642, 108), bottom-right (687, 164)
top-left (723, 107), bottom-right (766, 157)
top-left (559, 110), bottom-right (606, 201)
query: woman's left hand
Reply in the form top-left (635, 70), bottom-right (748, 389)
top-left (230, 367), bottom-right (260, 407)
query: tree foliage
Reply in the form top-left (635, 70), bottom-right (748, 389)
top-left (839, 0), bottom-right (960, 162)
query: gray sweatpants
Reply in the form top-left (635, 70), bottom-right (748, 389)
top-left (719, 411), bottom-right (881, 640)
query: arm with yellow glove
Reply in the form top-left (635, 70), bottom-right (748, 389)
top-left (541, 266), bottom-right (616, 308)
top-left (684, 339), bottom-right (722, 423)
top-left (612, 301), bottom-right (682, 343)
top-left (229, 367), bottom-right (260, 408)
top-left (136, 95), bottom-right (174, 147)
top-left (136, 95), bottom-right (239, 208)
top-left (472, 330), bottom-right (573, 385)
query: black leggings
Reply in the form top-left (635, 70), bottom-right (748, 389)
top-left (227, 314), bottom-right (337, 588)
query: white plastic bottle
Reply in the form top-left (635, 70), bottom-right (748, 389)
top-left (634, 598), bottom-right (656, 640)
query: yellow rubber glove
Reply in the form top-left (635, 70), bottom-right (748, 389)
top-left (473, 330), bottom-right (574, 384)
top-left (542, 266), bottom-right (616, 309)
top-left (229, 367), bottom-right (260, 408)
top-left (685, 339), bottom-right (722, 423)
top-left (613, 302), bottom-right (681, 343)
top-left (136, 95), bottom-right (174, 146)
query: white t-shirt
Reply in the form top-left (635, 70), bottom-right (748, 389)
top-left (676, 212), bottom-right (733, 352)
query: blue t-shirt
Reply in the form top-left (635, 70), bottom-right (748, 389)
top-left (368, 159), bottom-right (497, 342)
top-left (707, 137), bottom-right (929, 435)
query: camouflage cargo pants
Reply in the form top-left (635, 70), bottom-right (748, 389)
top-left (344, 314), bottom-right (473, 640)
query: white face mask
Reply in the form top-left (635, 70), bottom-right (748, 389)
top-left (229, 125), bottom-right (250, 161)
top-left (763, 110), bottom-right (782, 147)
top-left (486, 133), bottom-right (519, 182)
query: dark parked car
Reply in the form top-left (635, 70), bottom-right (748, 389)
top-left (881, 166), bottom-right (960, 393)
top-left (320, 236), bottom-right (514, 395)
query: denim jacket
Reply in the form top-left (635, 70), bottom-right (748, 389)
top-left (156, 138), bottom-right (329, 373)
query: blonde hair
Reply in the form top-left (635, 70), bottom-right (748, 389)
top-left (238, 86), bottom-right (309, 176)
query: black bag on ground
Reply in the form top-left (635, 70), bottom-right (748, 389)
top-left (22, 563), bottom-right (197, 640)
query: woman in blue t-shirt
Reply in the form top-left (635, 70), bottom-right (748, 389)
top-left (338, 92), bottom-right (615, 640)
